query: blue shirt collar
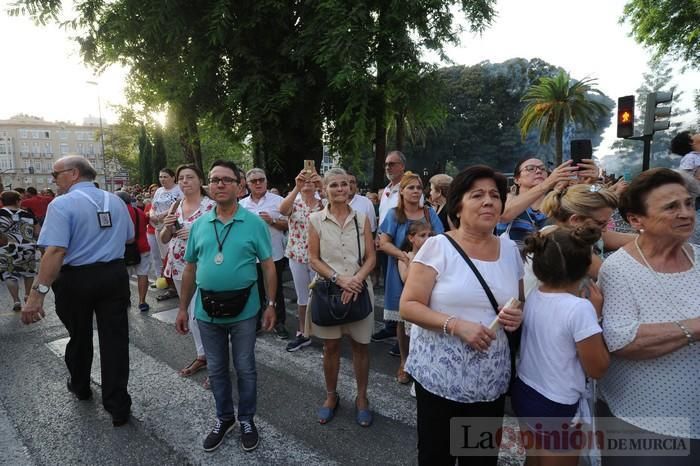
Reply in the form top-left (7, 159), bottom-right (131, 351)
top-left (68, 181), bottom-right (98, 192)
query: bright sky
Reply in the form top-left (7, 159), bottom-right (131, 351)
top-left (0, 0), bottom-right (697, 161)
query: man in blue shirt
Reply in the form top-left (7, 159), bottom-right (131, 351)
top-left (176, 159), bottom-right (277, 453)
top-left (21, 155), bottom-right (134, 427)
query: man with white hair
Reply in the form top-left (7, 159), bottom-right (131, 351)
top-left (239, 168), bottom-right (290, 339)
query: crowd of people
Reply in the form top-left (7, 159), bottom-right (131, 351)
top-left (9, 133), bottom-right (700, 464)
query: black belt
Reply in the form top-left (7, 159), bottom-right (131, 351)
top-left (61, 258), bottom-right (124, 272)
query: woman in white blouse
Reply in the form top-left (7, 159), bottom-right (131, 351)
top-left (401, 165), bottom-right (524, 465)
top-left (598, 168), bottom-right (700, 465)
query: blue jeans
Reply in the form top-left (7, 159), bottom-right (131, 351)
top-left (197, 317), bottom-right (257, 422)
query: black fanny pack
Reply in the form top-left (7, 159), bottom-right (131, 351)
top-left (200, 284), bottom-right (254, 318)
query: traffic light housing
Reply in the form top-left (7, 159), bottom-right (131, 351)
top-left (617, 95), bottom-right (635, 138)
top-left (643, 91), bottom-right (673, 136)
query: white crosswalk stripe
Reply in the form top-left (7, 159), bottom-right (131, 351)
top-left (46, 335), bottom-right (338, 465)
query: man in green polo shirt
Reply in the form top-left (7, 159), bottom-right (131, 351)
top-left (175, 159), bottom-right (277, 453)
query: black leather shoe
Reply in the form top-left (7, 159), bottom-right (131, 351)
top-left (112, 415), bottom-right (130, 427)
top-left (66, 378), bottom-right (92, 401)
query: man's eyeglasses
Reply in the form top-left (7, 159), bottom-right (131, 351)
top-left (247, 178), bottom-right (266, 184)
top-left (384, 161), bottom-right (401, 168)
top-left (208, 177), bottom-right (239, 186)
top-left (51, 168), bottom-right (74, 179)
top-left (521, 165), bottom-right (547, 174)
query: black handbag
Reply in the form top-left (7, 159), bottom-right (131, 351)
top-left (442, 234), bottom-right (521, 392)
top-left (200, 284), bottom-right (255, 318)
top-left (311, 216), bottom-right (373, 326)
top-left (124, 208), bottom-right (142, 266)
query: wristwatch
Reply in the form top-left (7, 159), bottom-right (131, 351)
top-left (330, 272), bottom-right (338, 283)
top-left (32, 283), bottom-right (50, 295)
top-left (267, 300), bottom-right (276, 308)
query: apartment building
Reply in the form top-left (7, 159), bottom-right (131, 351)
top-left (0, 114), bottom-right (107, 190)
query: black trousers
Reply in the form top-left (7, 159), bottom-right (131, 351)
top-left (53, 260), bottom-right (131, 419)
top-left (256, 258), bottom-right (287, 325)
top-left (415, 381), bottom-right (505, 466)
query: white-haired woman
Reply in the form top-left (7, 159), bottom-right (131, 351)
top-left (306, 168), bottom-right (376, 427)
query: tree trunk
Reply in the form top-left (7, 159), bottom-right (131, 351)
top-left (395, 111), bottom-right (406, 151)
top-left (185, 113), bottom-right (203, 171)
top-left (555, 118), bottom-right (564, 166)
top-left (373, 107), bottom-right (387, 190)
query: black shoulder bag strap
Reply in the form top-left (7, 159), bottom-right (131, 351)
top-left (353, 215), bottom-right (363, 267)
top-left (442, 233), bottom-right (499, 313)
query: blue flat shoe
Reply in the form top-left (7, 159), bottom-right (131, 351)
top-left (318, 393), bottom-right (340, 425)
top-left (355, 399), bottom-right (373, 427)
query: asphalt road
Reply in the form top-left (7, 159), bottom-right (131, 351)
top-left (0, 275), bottom-right (525, 465)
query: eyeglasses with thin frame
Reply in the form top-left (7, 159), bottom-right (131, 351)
top-left (520, 165), bottom-right (547, 174)
top-left (384, 161), bottom-right (401, 168)
top-left (51, 168), bottom-right (74, 179)
top-left (208, 177), bottom-right (239, 186)
top-left (247, 177), bottom-right (266, 184)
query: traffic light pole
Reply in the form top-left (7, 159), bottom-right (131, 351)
top-left (628, 135), bottom-right (653, 171)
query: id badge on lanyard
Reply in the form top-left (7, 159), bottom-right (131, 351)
top-left (76, 190), bottom-right (113, 228)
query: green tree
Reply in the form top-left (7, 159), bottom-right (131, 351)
top-left (519, 71), bottom-right (610, 166)
top-left (620, 0), bottom-right (700, 67)
top-left (151, 126), bottom-right (168, 181)
top-left (138, 125), bottom-right (154, 186)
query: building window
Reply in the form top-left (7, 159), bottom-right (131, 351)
top-left (43, 142), bottom-right (51, 155)
top-left (19, 129), bottom-right (28, 139)
top-left (59, 131), bottom-right (68, 140)
top-left (31, 142), bottom-right (40, 155)
top-left (60, 143), bottom-right (69, 155)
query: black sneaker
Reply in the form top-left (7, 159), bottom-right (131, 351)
top-left (286, 334), bottom-right (312, 352)
top-left (240, 420), bottom-right (259, 452)
top-left (274, 323), bottom-right (290, 340)
top-left (203, 418), bottom-right (236, 452)
top-left (388, 342), bottom-right (400, 357)
top-left (371, 327), bottom-right (396, 342)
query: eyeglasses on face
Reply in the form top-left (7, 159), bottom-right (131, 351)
top-left (384, 161), bottom-right (401, 168)
top-left (247, 178), bottom-right (266, 184)
top-left (51, 168), bottom-right (74, 179)
top-left (521, 165), bottom-right (547, 174)
top-left (208, 177), bottom-right (239, 186)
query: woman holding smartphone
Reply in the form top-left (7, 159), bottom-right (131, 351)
top-left (161, 164), bottom-right (216, 381)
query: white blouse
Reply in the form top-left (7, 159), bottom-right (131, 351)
top-left (598, 246), bottom-right (700, 439)
top-left (405, 234), bottom-right (523, 403)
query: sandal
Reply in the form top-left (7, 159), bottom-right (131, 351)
top-left (355, 398), bottom-right (373, 427)
top-left (397, 366), bottom-right (411, 385)
top-left (318, 392), bottom-right (340, 425)
top-left (179, 358), bottom-right (207, 377)
top-left (12, 302), bottom-right (21, 312)
top-left (156, 288), bottom-right (178, 301)
top-left (202, 377), bottom-right (210, 390)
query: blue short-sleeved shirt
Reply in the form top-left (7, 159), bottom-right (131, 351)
top-left (185, 204), bottom-right (272, 324)
top-left (379, 207), bottom-right (444, 311)
top-left (38, 182), bottom-right (134, 266)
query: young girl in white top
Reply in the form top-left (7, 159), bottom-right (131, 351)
top-left (513, 226), bottom-right (610, 466)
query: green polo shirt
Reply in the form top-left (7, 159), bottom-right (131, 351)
top-left (184, 204), bottom-right (272, 324)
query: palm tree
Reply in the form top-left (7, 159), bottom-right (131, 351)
top-left (519, 71), bottom-right (610, 165)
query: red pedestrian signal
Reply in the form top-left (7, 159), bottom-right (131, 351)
top-left (617, 95), bottom-right (635, 138)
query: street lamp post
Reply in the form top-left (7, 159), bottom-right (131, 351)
top-left (86, 80), bottom-right (109, 191)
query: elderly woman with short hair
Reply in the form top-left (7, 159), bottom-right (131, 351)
top-left (401, 165), bottom-right (524, 465)
top-left (306, 168), bottom-right (376, 427)
top-left (598, 168), bottom-right (700, 465)
top-left (428, 173), bottom-right (453, 231)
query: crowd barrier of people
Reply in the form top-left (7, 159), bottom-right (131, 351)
top-left (10, 134), bottom-right (700, 464)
